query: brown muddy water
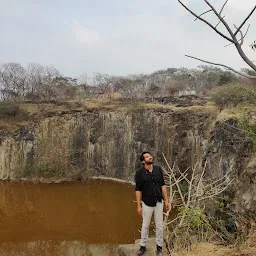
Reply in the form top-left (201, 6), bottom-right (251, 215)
top-left (0, 179), bottom-right (142, 255)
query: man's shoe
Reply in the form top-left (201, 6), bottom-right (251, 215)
top-left (156, 250), bottom-right (162, 256)
top-left (156, 245), bottom-right (163, 256)
top-left (136, 246), bottom-right (146, 256)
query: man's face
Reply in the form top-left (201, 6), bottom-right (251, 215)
top-left (143, 153), bottom-right (153, 165)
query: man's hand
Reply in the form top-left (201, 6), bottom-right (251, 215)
top-left (137, 205), bottom-right (142, 215)
top-left (162, 185), bottom-right (170, 212)
top-left (164, 201), bottom-right (170, 212)
top-left (135, 191), bottom-right (142, 215)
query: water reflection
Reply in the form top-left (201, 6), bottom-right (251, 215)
top-left (0, 180), bottom-right (141, 255)
top-left (0, 240), bottom-right (117, 256)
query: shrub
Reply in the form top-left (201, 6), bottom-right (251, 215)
top-left (25, 137), bottom-right (70, 178)
top-left (0, 102), bottom-right (29, 121)
top-left (238, 112), bottom-right (256, 151)
top-left (211, 84), bottom-right (256, 109)
top-left (167, 206), bottom-right (211, 251)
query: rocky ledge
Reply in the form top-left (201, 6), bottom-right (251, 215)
top-left (118, 238), bottom-right (167, 256)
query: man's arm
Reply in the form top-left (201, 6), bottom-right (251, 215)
top-left (161, 185), bottom-right (168, 202)
top-left (135, 170), bottom-right (143, 215)
top-left (135, 191), bottom-right (142, 215)
top-left (159, 166), bottom-right (170, 211)
top-left (162, 185), bottom-right (170, 212)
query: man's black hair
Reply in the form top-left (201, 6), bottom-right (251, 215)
top-left (140, 151), bottom-right (151, 162)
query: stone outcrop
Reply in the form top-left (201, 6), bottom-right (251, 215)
top-left (0, 106), bottom-right (216, 181)
top-left (0, 103), bottom-right (255, 215)
top-left (118, 238), bottom-right (167, 256)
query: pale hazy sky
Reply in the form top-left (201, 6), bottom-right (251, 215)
top-left (0, 0), bottom-right (255, 76)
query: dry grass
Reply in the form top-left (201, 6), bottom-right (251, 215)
top-left (0, 119), bottom-right (26, 133)
top-left (174, 242), bottom-right (256, 256)
top-left (216, 105), bottom-right (256, 122)
top-left (174, 228), bottom-right (256, 256)
top-left (247, 153), bottom-right (256, 168)
top-left (121, 101), bottom-right (217, 114)
top-left (171, 104), bottom-right (217, 113)
top-left (16, 99), bottom-right (219, 115)
top-left (18, 103), bottom-right (40, 115)
top-left (0, 99), bottom-right (218, 133)
top-left (19, 102), bottom-right (84, 116)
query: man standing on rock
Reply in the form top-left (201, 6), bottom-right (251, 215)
top-left (135, 151), bottom-right (170, 256)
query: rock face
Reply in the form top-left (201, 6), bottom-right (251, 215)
top-left (0, 105), bottom-right (255, 215)
top-left (0, 107), bottom-right (215, 180)
top-left (118, 238), bottom-right (166, 256)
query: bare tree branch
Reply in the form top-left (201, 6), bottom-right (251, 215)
top-left (206, 0), bottom-right (256, 71)
top-left (176, 166), bottom-right (197, 189)
top-left (204, 172), bottom-right (231, 190)
top-left (215, 16), bottom-right (225, 29)
top-left (224, 24), bottom-right (250, 47)
top-left (185, 55), bottom-right (256, 79)
top-left (234, 5), bottom-right (256, 36)
top-left (163, 154), bottom-right (186, 206)
top-left (178, 1), bottom-right (256, 76)
top-left (223, 122), bottom-right (256, 137)
top-left (162, 155), bottom-right (234, 251)
top-left (204, 0), bottom-right (237, 42)
top-left (237, 46), bottom-right (256, 71)
top-left (198, 179), bottom-right (234, 201)
top-left (195, 160), bottom-right (207, 198)
top-left (243, 24), bottom-right (250, 39)
top-left (167, 215), bottom-right (182, 226)
top-left (194, 9), bottom-right (212, 21)
top-left (219, 0), bottom-right (229, 16)
top-left (234, 24), bottom-right (244, 45)
top-left (178, 0), bottom-right (235, 43)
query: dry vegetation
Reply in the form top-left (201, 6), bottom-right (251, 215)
top-left (178, 224), bottom-right (256, 256)
top-left (175, 241), bottom-right (256, 256)
top-left (0, 64), bottom-right (255, 255)
top-left (0, 96), bottom-right (217, 133)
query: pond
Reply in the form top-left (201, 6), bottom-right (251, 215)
top-left (0, 179), bottom-right (141, 255)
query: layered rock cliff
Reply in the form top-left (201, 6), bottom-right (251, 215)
top-left (0, 100), bottom-right (255, 215)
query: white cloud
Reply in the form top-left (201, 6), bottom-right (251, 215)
top-left (72, 20), bottom-right (99, 46)
top-left (227, 0), bottom-right (255, 10)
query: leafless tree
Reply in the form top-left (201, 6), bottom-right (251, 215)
top-left (92, 73), bottom-right (113, 96)
top-left (178, 0), bottom-right (256, 79)
top-left (77, 73), bottom-right (89, 86)
top-left (162, 154), bottom-right (233, 254)
top-left (127, 74), bottom-right (148, 98)
top-left (164, 77), bottom-right (187, 96)
top-left (0, 62), bottom-right (27, 100)
top-left (26, 63), bottom-right (47, 100)
top-left (50, 76), bottom-right (78, 100)
top-left (45, 65), bottom-right (60, 78)
top-left (25, 63), bottom-right (63, 101)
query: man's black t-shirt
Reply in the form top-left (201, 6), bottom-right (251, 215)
top-left (135, 165), bottom-right (165, 207)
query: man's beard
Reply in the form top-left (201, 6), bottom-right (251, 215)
top-left (145, 160), bottom-right (153, 165)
